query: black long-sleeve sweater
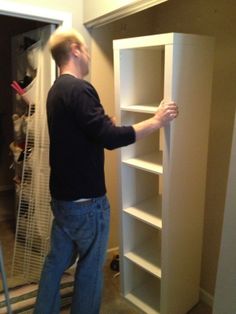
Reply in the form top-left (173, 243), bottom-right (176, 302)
top-left (47, 74), bottom-right (135, 200)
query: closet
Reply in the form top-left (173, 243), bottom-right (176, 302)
top-left (0, 16), bottom-right (55, 282)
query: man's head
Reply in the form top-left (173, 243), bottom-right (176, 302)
top-left (48, 27), bottom-right (90, 77)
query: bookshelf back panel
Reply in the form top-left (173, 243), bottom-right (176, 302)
top-left (123, 259), bottom-right (161, 313)
top-left (120, 47), bottom-right (164, 106)
top-left (122, 213), bottom-right (161, 253)
top-left (121, 166), bottom-right (160, 208)
top-left (121, 112), bottom-right (161, 160)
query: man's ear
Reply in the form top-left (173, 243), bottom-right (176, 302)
top-left (71, 43), bottom-right (81, 57)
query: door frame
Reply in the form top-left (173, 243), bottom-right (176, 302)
top-left (0, 0), bottom-right (72, 279)
top-left (0, 0), bottom-right (72, 27)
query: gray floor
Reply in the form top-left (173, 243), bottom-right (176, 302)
top-left (0, 191), bottom-right (212, 314)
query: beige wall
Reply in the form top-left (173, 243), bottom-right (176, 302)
top-left (89, 0), bottom-right (236, 298)
top-left (213, 111), bottom-right (236, 313)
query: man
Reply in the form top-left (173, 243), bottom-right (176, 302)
top-left (34, 27), bottom-right (178, 314)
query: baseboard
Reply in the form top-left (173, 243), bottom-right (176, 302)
top-left (199, 288), bottom-right (214, 307)
top-left (0, 185), bottom-right (14, 192)
top-left (106, 247), bottom-right (119, 259)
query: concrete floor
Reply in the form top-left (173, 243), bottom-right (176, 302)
top-left (0, 190), bottom-right (212, 314)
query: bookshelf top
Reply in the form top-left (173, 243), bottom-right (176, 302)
top-left (113, 32), bottom-right (214, 50)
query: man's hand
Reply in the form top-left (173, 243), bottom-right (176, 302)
top-left (133, 100), bottom-right (179, 141)
top-left (154, 100), bottom-right (179, 127)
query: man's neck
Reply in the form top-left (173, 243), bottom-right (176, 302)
top-left (60, 70), bottom-right (78, 78)
top-left (60, 63), bottom-right (82, 79)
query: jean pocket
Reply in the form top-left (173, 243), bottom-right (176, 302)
top-left (63, 211), bottom-right (96, 241)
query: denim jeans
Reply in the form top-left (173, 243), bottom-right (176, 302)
top-left (34, 195), bottom-right (110, 314)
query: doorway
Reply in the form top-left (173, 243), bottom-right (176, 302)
top-left (0, 14), bottom-right (53, 280)
top-left (0, 3), bottom-right (71, 288)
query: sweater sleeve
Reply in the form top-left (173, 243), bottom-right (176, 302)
top-left (72, 81), bottom-right (136, 150)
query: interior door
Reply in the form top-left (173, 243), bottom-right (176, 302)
top-left (11, 24), bottom-right (56, 282)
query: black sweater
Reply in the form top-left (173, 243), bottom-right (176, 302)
top-left (47, 74), bottom-right (135, 200)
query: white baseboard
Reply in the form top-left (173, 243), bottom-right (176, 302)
top-left (199, 288), bottom-right (214, 307)
top-left (0, 185), bottom-right (14, 192)
top-left (106, 246), bottom-right (119, 259)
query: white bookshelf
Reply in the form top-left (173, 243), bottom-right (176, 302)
top-left (122, 152), bottom-right (163, 174)
top-left (123, 196), bottom-right (162, 229)
top-left (113, 33), bottom-right (214, 314)
top-left (121, 104), bottom-right (159, 114)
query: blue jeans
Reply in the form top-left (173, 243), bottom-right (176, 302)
top-left (34, 195), bottom-right (110, 314)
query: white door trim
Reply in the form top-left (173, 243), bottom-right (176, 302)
top-left (84, 0), bottom-right (167, 29)
top-left (0, 0), bottom-right (72, 27)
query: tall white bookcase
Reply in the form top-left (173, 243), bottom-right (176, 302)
top-left (113, 33), bottom-right (214, 314)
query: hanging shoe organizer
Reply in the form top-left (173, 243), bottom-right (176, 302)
top-left (10, 25), bottom-right (55, 283)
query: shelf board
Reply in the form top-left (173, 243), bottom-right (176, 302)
top-left (123, 196), bottom-right (162, 229)
top-left (121, 104), bottom-right (159, 114)
top-left (125, 280), bottom-right (160, 314)
top-left (122, 152), bottom-right (163, 174)
top-left (124, 244), bottom-right (161, 278)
